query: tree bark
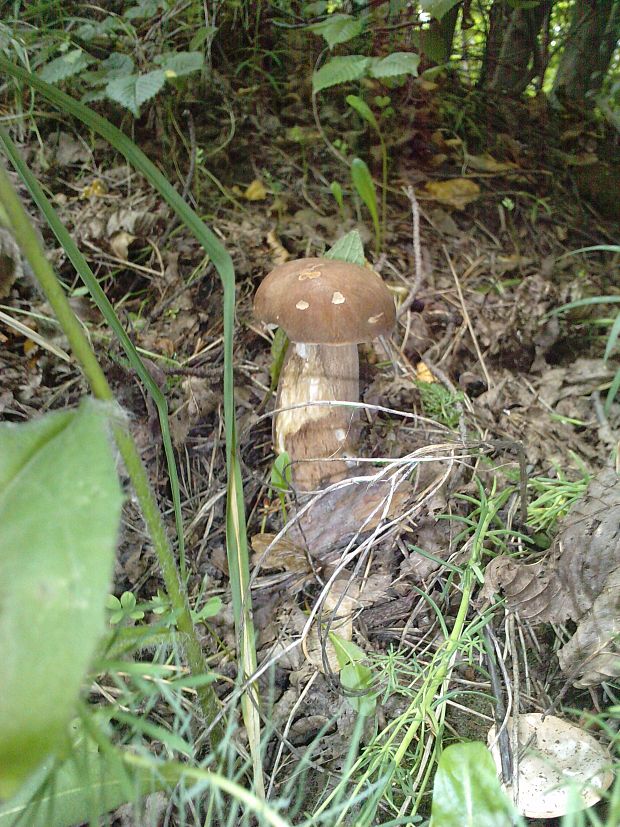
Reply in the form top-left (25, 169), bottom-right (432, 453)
top-left (479, 0), bottom-right (510, 88)
top-left (551, 0), bottom-right (620, 108)
top-left (487, 0), bottom-right (553, 95)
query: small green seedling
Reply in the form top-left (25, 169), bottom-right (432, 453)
top-left (269, 452), bottom-right (292, 523)
top-left (347, 94), bottom-right (388, 247)
top-left (106, 592), bottom-right (145, 625)
top-left (330, 633), bottom-right (377, 716)
top-left (351, 157), bottom-right (381, 254)
top-left (330, 180), bottom-right (346, 219)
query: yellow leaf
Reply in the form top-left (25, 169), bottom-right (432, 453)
top-left (466, 152), bottom-right (518, 173)
top-left (80, 179), bottom-right (107, 199)
top-left (244, 179), bottom-right (268, 201)
top-left (266, 230), bottom-right (289, 265)
top-left (425, 178), bottom-right (480, 210)
top-left (415, 361), bottom-right (435, 383)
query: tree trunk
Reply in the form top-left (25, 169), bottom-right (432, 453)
top-left (487, 0), bottom-right (553, 95)
top-left (479, 0), bottom-right (510, 88)
top-left (551, 0), bottom-right (620, 108)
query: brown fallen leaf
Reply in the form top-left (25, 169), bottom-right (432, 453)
top-left (481, 467), bottom-right (620, 686)
top-left (424, 178), bottom-right (480, 210)
top-left (0, 228), bottom-right (23, 299)
top-left (466, 152), bottom-right (518, 173)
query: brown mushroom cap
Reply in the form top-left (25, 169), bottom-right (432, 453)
top-left (254, 257), bottom-right (396, 344)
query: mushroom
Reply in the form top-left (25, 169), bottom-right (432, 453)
top-left (254, 257), bottom-right (395, 491)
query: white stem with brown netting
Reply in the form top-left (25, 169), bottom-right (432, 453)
top-left (274, 342), bottom-right (359, 491)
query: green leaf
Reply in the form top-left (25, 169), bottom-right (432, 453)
top-left (154, 51), bottom-right (204, 78)
top-left (307, 14), bottom-right (364, 49)
top-left (419, 0), bottom-right (462, 19)
top-left (269, 326), bottom-right (289, 390)
top-left (189, 26), bottom-right (218, 50)
top-left (330, 180), bottom-right (345, 212)
top-left (604, 312), bottom-right (620, 361)
top-left (0, 400), bottom-right (123, 797)
top-left (38, 50), bottom-right (94, 83)
top-left (330, 633), bottom-right (376, 716)
top-left (105, 70), bottom-right (167, 115)
top-left (100, 52), bottom-right (134, 80)
top-left (325, 230), bottom-right (365, 266)
top-left (429, 743), bottom-right (519, 827)
top-left (270, 452), bottom-right (292, 492)
top-left (350, 158), bottom-right (380, 244)
top-left (346, 94), bottom-right (379, 131)
top-left (0, 740), bottom-right (165, 827)
top-left (125, 0), bottom-right (164, 20)
top-left (312, 55), bottom-right (371, 94)
top-left (369, 52), bottom-right (420, 79)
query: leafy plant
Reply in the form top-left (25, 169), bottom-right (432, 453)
top-left (429, 742), bottom-right (520, 826)
top-left (0, 401), bottom-right (122, 797)
top-left (350, 157), bottom-right (381, 254)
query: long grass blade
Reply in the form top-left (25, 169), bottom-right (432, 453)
top-left (0, 56), bottom-right (261, 790)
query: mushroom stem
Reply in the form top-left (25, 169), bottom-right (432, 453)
top-left (274, 342), bottom-right (359, 491)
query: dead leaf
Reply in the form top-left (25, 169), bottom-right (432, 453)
top-left (415, 361), bottom-right (435, 383)
top-left (266, 229), bottom-right (289, 265)
top-left (428, 153), bottom-right (448, 168)
top-left (0, 228), bottom-right (23, 299)
top-left (80, 179), bottom-right (107, 198)
top-left (488, 714), bottom-right (613, 818)
top-left (303, 579), bottom-right (358, 674)
top-left (466, 153), bottom-right (518, 173)
top-left (424, 178), bottom-right (480, 210)
top-left (54, 132), bottom-right (90, 167)
top-left (244, 179), bottom-right (268, 201)
top-left (109, 230), bottom-right (136, 260)
top-left (565, 152), bottom-right (599, 166)
top-left (481, 468), bottom-right (620, 686)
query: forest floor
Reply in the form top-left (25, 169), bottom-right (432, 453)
top-left (1, 73), bottom-right (619, 824)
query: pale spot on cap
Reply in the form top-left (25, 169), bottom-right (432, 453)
top-left (368, 312), bottom-right (384, 324)
top-left (331, 291), bottom-right (346, 305)
top-left (296, 300), bottom-right (310, 310)
top-left (298, 269), bottom-right (322, 281)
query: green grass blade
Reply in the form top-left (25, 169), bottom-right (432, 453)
top-left (0, 56), bottom-right (261, 791)
top-left (0, 127), bottom-right (188, 576)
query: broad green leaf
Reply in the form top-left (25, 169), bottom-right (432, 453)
top-left (0, 400), bottom-right (123, 797)
top-left (325, 230), bottom-right (365, 266)
top-left (329, 633), bottom-right (367, 665)
top-left (125, 0), bottom-right (164, 20)
top-left (307, 14), bottom-right (364, 49)
top-left (419, 0), bottom-right (462, 19)
top-left (105, 70), bottom-right (166, 115)
top-left (38, 50), bottom-right (94, 83)
top-left (0, 740), bottom-right (165, 827)
top-left (312, 55), bottom-right (371, 94)
top-left (350, 158), bottom-right (380, 244)
top-left (429, 743), bottom-right (519, 827)
top-left (154, 51), bottom-right (204, 77)
top-left (369, 52), bottom-right (420, 79)
top-left (346, 94), bottom-right (379, 131)
top-left (101, 52), bottom-right (134, 79)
